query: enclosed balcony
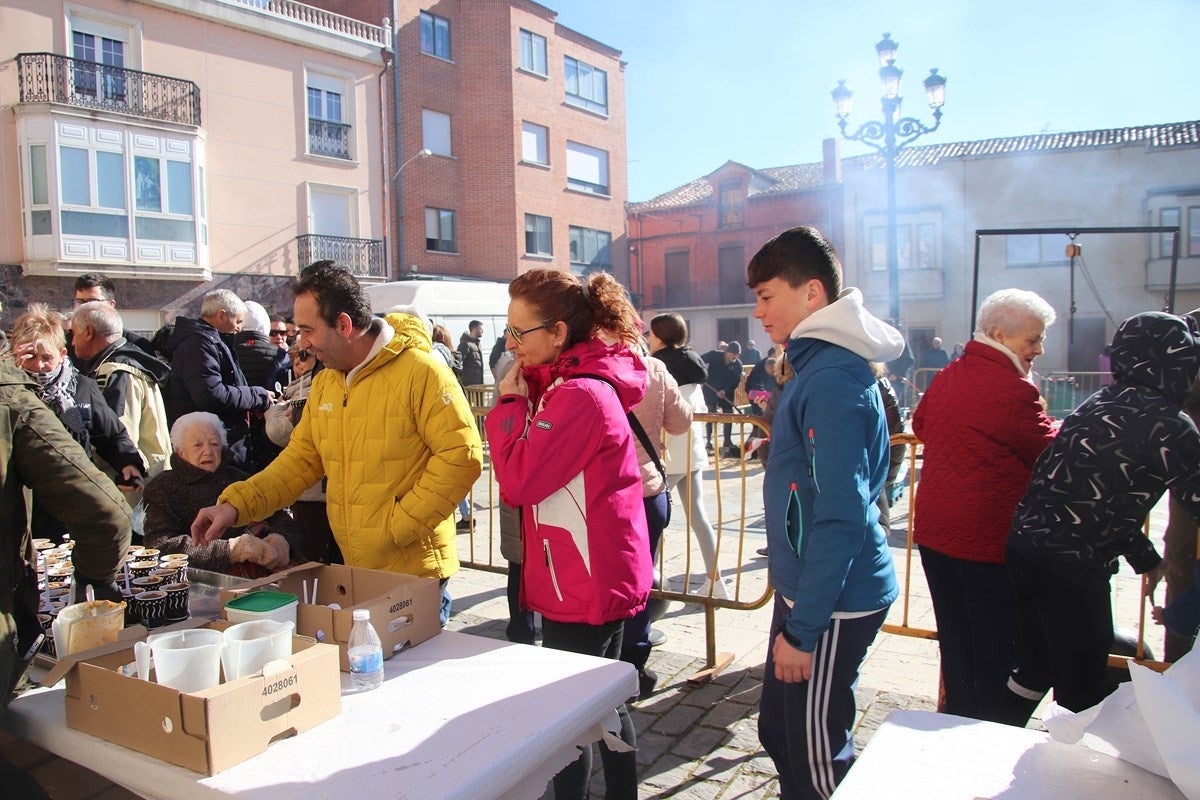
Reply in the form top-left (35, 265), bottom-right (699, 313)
top-left (296, 234), bottom-right (386, 280)
top-left (17, 52), bottom-right (201, 127)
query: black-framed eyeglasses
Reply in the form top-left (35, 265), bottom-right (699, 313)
top-left (506, 323), bottom-right (548, 344)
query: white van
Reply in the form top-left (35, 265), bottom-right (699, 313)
top-left (362, 277), bottom-right (511, 349)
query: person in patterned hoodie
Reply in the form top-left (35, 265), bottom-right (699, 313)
top-left (1001, 311), bottom-right (1200, 725)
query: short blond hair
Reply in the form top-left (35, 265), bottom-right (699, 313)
top-left (11, 303), bottom-right (66, 353)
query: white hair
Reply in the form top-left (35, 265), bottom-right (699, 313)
top-left (170, 411), bottom-right (226, 452)
top-left (200, 289), bottom-right (246, 320)
top-left (242, 301), bottom-right (270, 335)
top-left (73, 300), bottom-right (124, 341)
top-left (976, 289), bottom-right (1057, 338)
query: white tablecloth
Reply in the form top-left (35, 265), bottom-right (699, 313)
top-left (832, 709), bottom-right (1187, 799)
top-left (4, 631), bottom-right (637, 800)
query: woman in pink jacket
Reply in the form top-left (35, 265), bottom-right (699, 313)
top-left (485, 268), bottom-right (651, 800)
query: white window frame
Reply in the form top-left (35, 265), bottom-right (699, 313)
top-left (420, 11), bottom-right (452, 61)
top-left (303, 63), bottom-right (356, 162)
top-left (568, 225), bottom-right (611, 275)
top-left (861, 210), bottom-right (942, 272)
top-left (521, 121), bottom-right (548, 166)
top-left (425, 207), bottom-right (457, 253)
top-left (565, 141), bottom-right (609, 196)
top-left (65, 4), bottom-right (142, 70)
top-left (422, 109), bottom-right (452, 156)
top-left (564, 55), bottom-right (608, 115)
top-left (20, 117), bottom-right (205, 273)
top-left (524, 213), bottom-right (552, 257)
top-left (518, 29), bottom-right (547, 76)
top-left (305, 183), bottom-right (359, 239)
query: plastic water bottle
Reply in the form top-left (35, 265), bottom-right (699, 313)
top-left (347, 608), bottom-right (384, 691)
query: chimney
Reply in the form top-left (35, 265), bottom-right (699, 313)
top-left (822, 138), bottom-right (842, 184)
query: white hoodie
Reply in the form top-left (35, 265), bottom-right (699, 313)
top-left (791, 288), bottom-right (905, 363)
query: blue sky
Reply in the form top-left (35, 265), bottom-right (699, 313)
top-left (548, 0), bottom-right (1199, 202)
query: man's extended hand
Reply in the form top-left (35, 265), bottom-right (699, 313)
top-left (772, 632), bottom-right (813, 683)
top-left (191, 502), bottom-right (239, 545)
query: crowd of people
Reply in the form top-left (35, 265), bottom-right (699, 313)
top-left (3, 232), bottom-right (1199, 799)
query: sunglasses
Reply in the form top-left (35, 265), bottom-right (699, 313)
top-left (292, 349), bottom-right (312, 360)
top-left (269, 329), bottom-right (288, 337)
top-left (506, 323), bottom-right (548, 344)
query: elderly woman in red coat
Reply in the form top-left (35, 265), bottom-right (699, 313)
top-left (912, 288), bottom-right (1058, 722)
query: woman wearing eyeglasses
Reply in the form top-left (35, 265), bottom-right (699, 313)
top-left (485, 268), bottom-right (651, 800)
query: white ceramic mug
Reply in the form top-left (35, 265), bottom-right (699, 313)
top-left (220, 620), bottom-right (295, 681)
top-left (134, 628), bottom-right (222, 692)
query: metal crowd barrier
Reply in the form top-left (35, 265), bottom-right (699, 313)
top-left (457, 404), bottom-right (773, 684)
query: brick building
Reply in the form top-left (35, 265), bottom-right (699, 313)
top-left (316, 0), bottom-right (629, 283)
top-left (628, 142), bottom-right (844, 349)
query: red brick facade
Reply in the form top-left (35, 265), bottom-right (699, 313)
top-left (314, 0), bottom-right (629, 283)
top-left (629, 153), bottom-right (843, 313)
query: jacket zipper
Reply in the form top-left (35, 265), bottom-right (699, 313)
top-left (543, 539), bottom-right (564, 602)
top-left (785, 481), bottom-right (803, 555)
top-left (808, 427), bottom-right (820, 493)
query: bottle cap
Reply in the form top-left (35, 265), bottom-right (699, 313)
top-left (353, 608), bottom-right (370, 621)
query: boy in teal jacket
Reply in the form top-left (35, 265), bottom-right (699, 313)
top-left (748, 227), bottom-right (903, 799)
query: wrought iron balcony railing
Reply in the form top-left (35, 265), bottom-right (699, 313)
top-left (17, 52), bottom-right (201, 126)
top-left (308, 117), bottom-right (352, 160)
top-left (296, 234), bottom-right (386, 279)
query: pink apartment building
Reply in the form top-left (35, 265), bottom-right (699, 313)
top-left (0, 0), bottom-right (388, 330)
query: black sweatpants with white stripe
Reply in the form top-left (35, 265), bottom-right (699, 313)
top-left (759, 596), bottom-right (887, 800)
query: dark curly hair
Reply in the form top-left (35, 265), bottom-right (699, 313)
top-left (293, 260), bottom-right (373, 330)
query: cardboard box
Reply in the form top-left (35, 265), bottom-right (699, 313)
top-left (219, 562), bottom-right (440, 671)
top-left (40, 619), bottom-right (342, 775)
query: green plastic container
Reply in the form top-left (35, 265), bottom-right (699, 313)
top-left (224, 590), bottom-right (298, 624)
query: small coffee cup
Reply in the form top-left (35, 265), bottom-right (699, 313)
top-left (131, 576), bottom-right (163, 593)
top-left (129, 560), bottom-right (159, 579)
top-left (163, 582), bottom-right (190, 622)
top-left (132, 590), bottom-right (168, 628)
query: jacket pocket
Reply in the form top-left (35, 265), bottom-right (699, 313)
top-left (543, 539), bottom-right (564, 602)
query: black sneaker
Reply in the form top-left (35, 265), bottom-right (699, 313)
top-left (455, 518), bottom-right (474, 531)
top-left (638, 668), bottom-right (659, 700)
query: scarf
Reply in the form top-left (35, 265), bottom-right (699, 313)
top-left (29, 360), bottom-right (78, 416)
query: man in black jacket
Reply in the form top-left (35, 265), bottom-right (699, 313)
top-left (1001, 311), bottom-right (1200, 724)
top-left (457, 320), bottom-right (485, 387)
top-left (163, 289), bottom-right (272, 470)
top-left (709, 341), bottom-right (745, 457)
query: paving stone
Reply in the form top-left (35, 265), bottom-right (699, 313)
top-left (636, 729), bottom-right (676, 769)
top-left (720, 771), bottom-right (781, 800)
top-left (653, 702), bottom-right (709, 736)
top-left (670, 723), bottom-right (731, 760)
top-left (641, 753), bottom-right (695, 791)
top-left (700, 698), bottom-right (755, 731)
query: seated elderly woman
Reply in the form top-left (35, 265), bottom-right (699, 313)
top-left (143, 411), bottom-right (295, 576)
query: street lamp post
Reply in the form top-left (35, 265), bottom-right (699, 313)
top-left (832, 33), bottom-right (946, 325)
top-left (393, 147), bottom-right (432, 279)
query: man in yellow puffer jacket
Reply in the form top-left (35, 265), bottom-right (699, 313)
top-left (191, 262), bottom-right (482, 624)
